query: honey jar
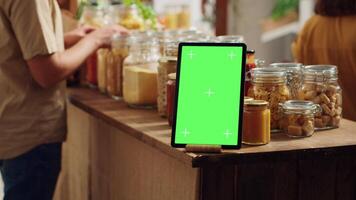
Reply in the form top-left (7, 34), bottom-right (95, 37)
top-left (243, 100), bottom-right (270, 145)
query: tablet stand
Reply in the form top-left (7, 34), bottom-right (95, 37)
top-left (185, 145), bottom-right (222, 153)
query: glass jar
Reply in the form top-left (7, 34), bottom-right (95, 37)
top-left (123, 38), bottom-right (160, 108)
top-left (157, 57), bottom-right (177, 117)
top-left (248, 68), bottom-right (291, 131)
top-left (297, 65), bottom-right (342, 129)
top-left (118, 5), bottom-right (144, 30)
top-left (243, 100), bottom-right (271, 145)
top-left (178, 4), bottom-right (191, 29)
top-left (269, 63), bottom-right (303, 99)
top-left (107, 34), bottom-right (130, 99)
top-left (279, 100), bottom-right (322, 138)
top-left (245, 50), bottom-right (256, 96)
top-left (163, 39), bottom-right (180, 57)
top-left (97, 48), bottom-right (110, 93)
top-left (167, 73), bottom-right (176, 126)
top-left (86, 52), bottom-right (98, 87)
top-left (217, 35), bottom-right (245, 43)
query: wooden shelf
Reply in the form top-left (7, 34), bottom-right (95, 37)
top-left (261, 21), bottom-right (299, 43)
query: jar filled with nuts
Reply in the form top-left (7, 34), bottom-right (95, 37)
top-left (298, 65), bottom-right (342, 129)
top-left (279, 100), bottom-right (322, 138)
top-left (269, 63), bottom-right (303, 99)
top-left (248, 68), bottom-right (291, 131)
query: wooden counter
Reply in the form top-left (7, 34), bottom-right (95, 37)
top-left (59, 88), bottom-right (356, 200)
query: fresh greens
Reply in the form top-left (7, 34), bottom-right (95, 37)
top-left (271, 0), bottom-right (299, 21)
top-left (123, 0), bottom-right (157, 29)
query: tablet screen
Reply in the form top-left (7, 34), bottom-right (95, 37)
top-left (171, 43), bottom-right (246, 149)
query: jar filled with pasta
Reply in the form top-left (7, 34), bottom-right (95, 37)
top-left (248, 68), bottom-right (291, 131)
top-left (269, 63), bottom-right (303, 99)
top-left (297, 65), bottom-right (342, 129)
top-left (123, 37), bottom-right (160, 108)
top-left (279, 100), bottom-right (322, 138)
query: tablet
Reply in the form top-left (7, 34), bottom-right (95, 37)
top-left (171, 43), bottom-right (247, 149)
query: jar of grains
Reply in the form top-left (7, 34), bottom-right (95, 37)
top-left (248, 68), bottom-right (291, 131)
top-left (297, 65), bottom-right (342, 129)
top-left (123, 37), bottom-right (160, 108)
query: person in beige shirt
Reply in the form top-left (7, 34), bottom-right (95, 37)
top-left (0, 0), bottom-right (127, 199)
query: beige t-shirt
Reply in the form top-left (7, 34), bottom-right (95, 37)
top-left (0, 0), bottom-right (66, 159)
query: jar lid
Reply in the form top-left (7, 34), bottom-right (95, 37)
top-left (217, 35), bottom-right (245, 43)
top-left (245, 100), bottom-right (268, 106)
top-left (269, 63), bottom-right (303, 72)
top-left (280, 100), bottom-right (321, 114)
top-left (159, 56), bottom-right (178, 63)
top-left (244, 97), bottom-right (254, 103)
top-left (168, 73), bottom-right (176, 80)
top-left (251, 67), bottom-right (287, 83)
top-left (304, 65), bottom-right (338, 81)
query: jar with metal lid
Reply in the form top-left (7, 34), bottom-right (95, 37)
top-left (97, 48), bottom-right (110, 93)
top-left (123, 38), bottom-right (160, 108)
top-left (106, 34), bottom-right (130, 99)
top-left (270, 63), bottom-right (303, 99)
top-left (248, 68), bottom-right (291, 130)
top-left (243, 100), bottom-right (270, 145)
top-left (217, 35), bottom-right (245, 43)
top-left (167, 73), bottom-right (176, 126)
top-left (279, 100), bottom-right (322, 137)
top-left (157, 57), bottom-right (177, 117)
top-left (297, 65), bottom-right (342, 129)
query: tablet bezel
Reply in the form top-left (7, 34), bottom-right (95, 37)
top-left (171, 42), bottom-right (247, 149)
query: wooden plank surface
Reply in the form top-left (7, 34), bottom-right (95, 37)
top-left (68, 88), bottom-right (356, 167)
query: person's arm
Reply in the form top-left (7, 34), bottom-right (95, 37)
top-left (64, 25), bottom-right (95, 49)
top-left (27, 26), bottom-right (127, 88)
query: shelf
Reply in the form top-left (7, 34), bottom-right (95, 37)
top-left (261, 21), bottom-right (299, 43)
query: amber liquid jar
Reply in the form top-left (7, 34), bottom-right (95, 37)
top-left (86, 52), bottom-right (98, 87)
top-left (243, 100), bottom-right (271, 145)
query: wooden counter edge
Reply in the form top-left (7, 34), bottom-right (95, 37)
top-left (68, 88), bottom-right (197, 167)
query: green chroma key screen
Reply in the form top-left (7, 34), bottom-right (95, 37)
top-left (171, 43), bottom-right (246, 149)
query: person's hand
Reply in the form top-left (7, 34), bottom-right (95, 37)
top-left (64, 25), bottom-right (96, 48)
top-left (85, 25), bottom-right (129, 49)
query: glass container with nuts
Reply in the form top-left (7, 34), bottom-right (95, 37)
top-left (248, 68), bottom-right (291, 131)
top-left (279, 100), bottom-right (322, 138)
top-left (298, 65), bottom-right (342, 129)
top-left (269, 63), bottom-right (303, 99)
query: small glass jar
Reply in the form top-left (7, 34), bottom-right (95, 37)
top-left (163, 39), bottom-right (180, 57)
top-left (217, 35), bottom-right (245, 43)
top-left (118, 5), bottom-right (144, 30)
top-left (279, 100), bottom-right (321, 138)
top-left (297, 65), bottom-right (342, 129)
top-left (269, 63), bottom-right (303, 99)
top-left (97, 48), bottom-right (110, 93)
top-left (248, 68), bottom-right (291, 131)
top-left (123, 38), bottom-right (160, 108)
top-left (167, 73), bottom-right (176, 126)
top-left (157, 57), bottom-right (177, 117)
top-left (243, 100), bottom-right (271, 145)
top-left (107, 34), bottom-right (130, 99)
top-left (245, 50), bottom-right (256, 96)
top-left (86, 52), bottom-right (98, 88)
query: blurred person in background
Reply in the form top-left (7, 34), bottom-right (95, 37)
top-left (0, 0), bottom-right (127, 199)
top-left (292, 0), bottom-right (356, 121)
